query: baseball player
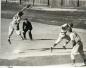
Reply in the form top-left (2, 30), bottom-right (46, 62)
top-left (51, 23), bottom-right (73, 50)
top-left (22, 18), bottom-right (33, 40)
top-left (67, 28), bottom-right (86, 66)
top-left (8, 5), bottom-right (31, 44)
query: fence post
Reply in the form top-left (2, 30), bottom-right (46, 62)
top-left (48, 0), bottom-right (50, 6)
top-left (6, 0), bottom-right (7, 3)
top-left (61, 0), bottom-right (63, 7)
top-left (33, 0), bottom-right (35, 6)
top-left (20, 0), bottom-right (22, 4)
top-left (77, 0), bottom-right (79, 7)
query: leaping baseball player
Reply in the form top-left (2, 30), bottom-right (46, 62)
top-left (51, 23), bottom-right (73, 52)
top-left (8, 5), bottom-right (32, 44)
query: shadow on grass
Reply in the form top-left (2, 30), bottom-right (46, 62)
top-left (19, 47), bottom-right (72, 53)
top-left (34, 39), bottom-right (56, 40)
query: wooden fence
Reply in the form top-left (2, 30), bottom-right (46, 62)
top-left (2, 0), bottom-right (86, 7)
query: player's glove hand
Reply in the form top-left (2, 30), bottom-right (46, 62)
top-left (26, 4), bottom-right (31, 8)
top-left (8, 38), bottom-right (11, 44)
top-left (63, 46), bottom-right (66, 49)
top-left (53, 43), bottom-right (57, 47)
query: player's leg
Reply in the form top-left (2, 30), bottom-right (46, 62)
top-left (63, 35), bottom-right (70, 49)
top-left (79, 51), bottom-right (86, 65)
top-left (23, 30), bottom-right (27, 40)
top-left (19, 31), bottom-right (24, 40)
top-left (29, 30), bottom-right (33, 40)
top-left (8, 26), bottom-right (14, 44)
top-left (16, 30), bottom-right (24, 40)
top-left (78, 41), bottom-right (86, 65)
top-left (71, 44), bottom-right (79, 65)
top-left (71, 50), bottom-right (76, 65)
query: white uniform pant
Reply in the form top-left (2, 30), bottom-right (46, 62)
top-left (71, 41), bottom-right (86, 60)
top-left (8, 25), bottom-right (21, 37)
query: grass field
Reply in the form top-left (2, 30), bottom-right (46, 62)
top-left (1, 1), bottom-right (86, 29)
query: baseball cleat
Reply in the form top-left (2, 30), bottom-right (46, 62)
top-left (84, 60), bottom-right (86, 66)
top-left (8, 38), bottom-right (11, 44)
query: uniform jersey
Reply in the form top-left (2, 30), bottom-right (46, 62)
top-left (9, 13), bottom-right (21, 30)
top-left (23, 21), bottom-right (32, 31)
top-left (70, 32), bottom-right (81, 43)
top-left (13, 13), bottom-right (21, 24)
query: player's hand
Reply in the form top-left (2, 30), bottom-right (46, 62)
top-left (8, 38), bottom-right (11, 44)
top-left (26, 4), bottom-right (32, 8)
top-left (53, 43), bottom-right (57, 47)
top-left (63, 46), bottom-right (66, 49)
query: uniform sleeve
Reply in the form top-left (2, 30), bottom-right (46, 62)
top-left (70, 33), bottom-right (75, 41)
top-left (22, 22), bottom-right (25, 30)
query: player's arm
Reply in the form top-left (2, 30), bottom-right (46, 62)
top-left (53, 43), bottom-right (57, 47)
top-left (50, 34), bottom-right (62, 52)
top-left (70, 33), bottom-right (76, 48)
top-left (15, 5), bottom-right (32, 18)
top-left (20, 4), bottom-right (32, 12)
top-left (20, 6), bottom-right (27, 12)
top-left (63, 40), bottom-right (70, 49)
top-left (22, 22), bottom-right (25, 31)
top-left (70, 40), bottom-right (76, 48)
top-left (52, 36), bottom-right (62, 48)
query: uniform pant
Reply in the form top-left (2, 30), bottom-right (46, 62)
top-left (8, 25), bottom-right (21, 37)
top-left (23, 29), bottom-right (32, 40)
top-left (71, 41), bottom-right (86, 60)
top-left (8, 24), bottom-right (24, 40)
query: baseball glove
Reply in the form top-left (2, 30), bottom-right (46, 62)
top-left (26, 4), bottom-right (31, 8)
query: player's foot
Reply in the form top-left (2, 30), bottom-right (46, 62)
top-left (24, 38), bottom-right (27, 40)
top-left (8, 38), bottom-right (11, 44)
top-left (84, 60), bottom-right (86, 66)
top-left (30, 38), bottom-right (33, 40)
top-left (20, 36), bottom-right (24, 40)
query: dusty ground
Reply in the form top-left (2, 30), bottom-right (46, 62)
top-left (0, 18), bottom-right (86, 66)
top-left (1, 1), bottom-right (86, 66)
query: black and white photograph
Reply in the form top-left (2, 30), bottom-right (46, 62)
top-left (0, 0), bottom-right (86, 68)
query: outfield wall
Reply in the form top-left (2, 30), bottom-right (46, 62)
top-left (1, 0), bottom-right (86, 8)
